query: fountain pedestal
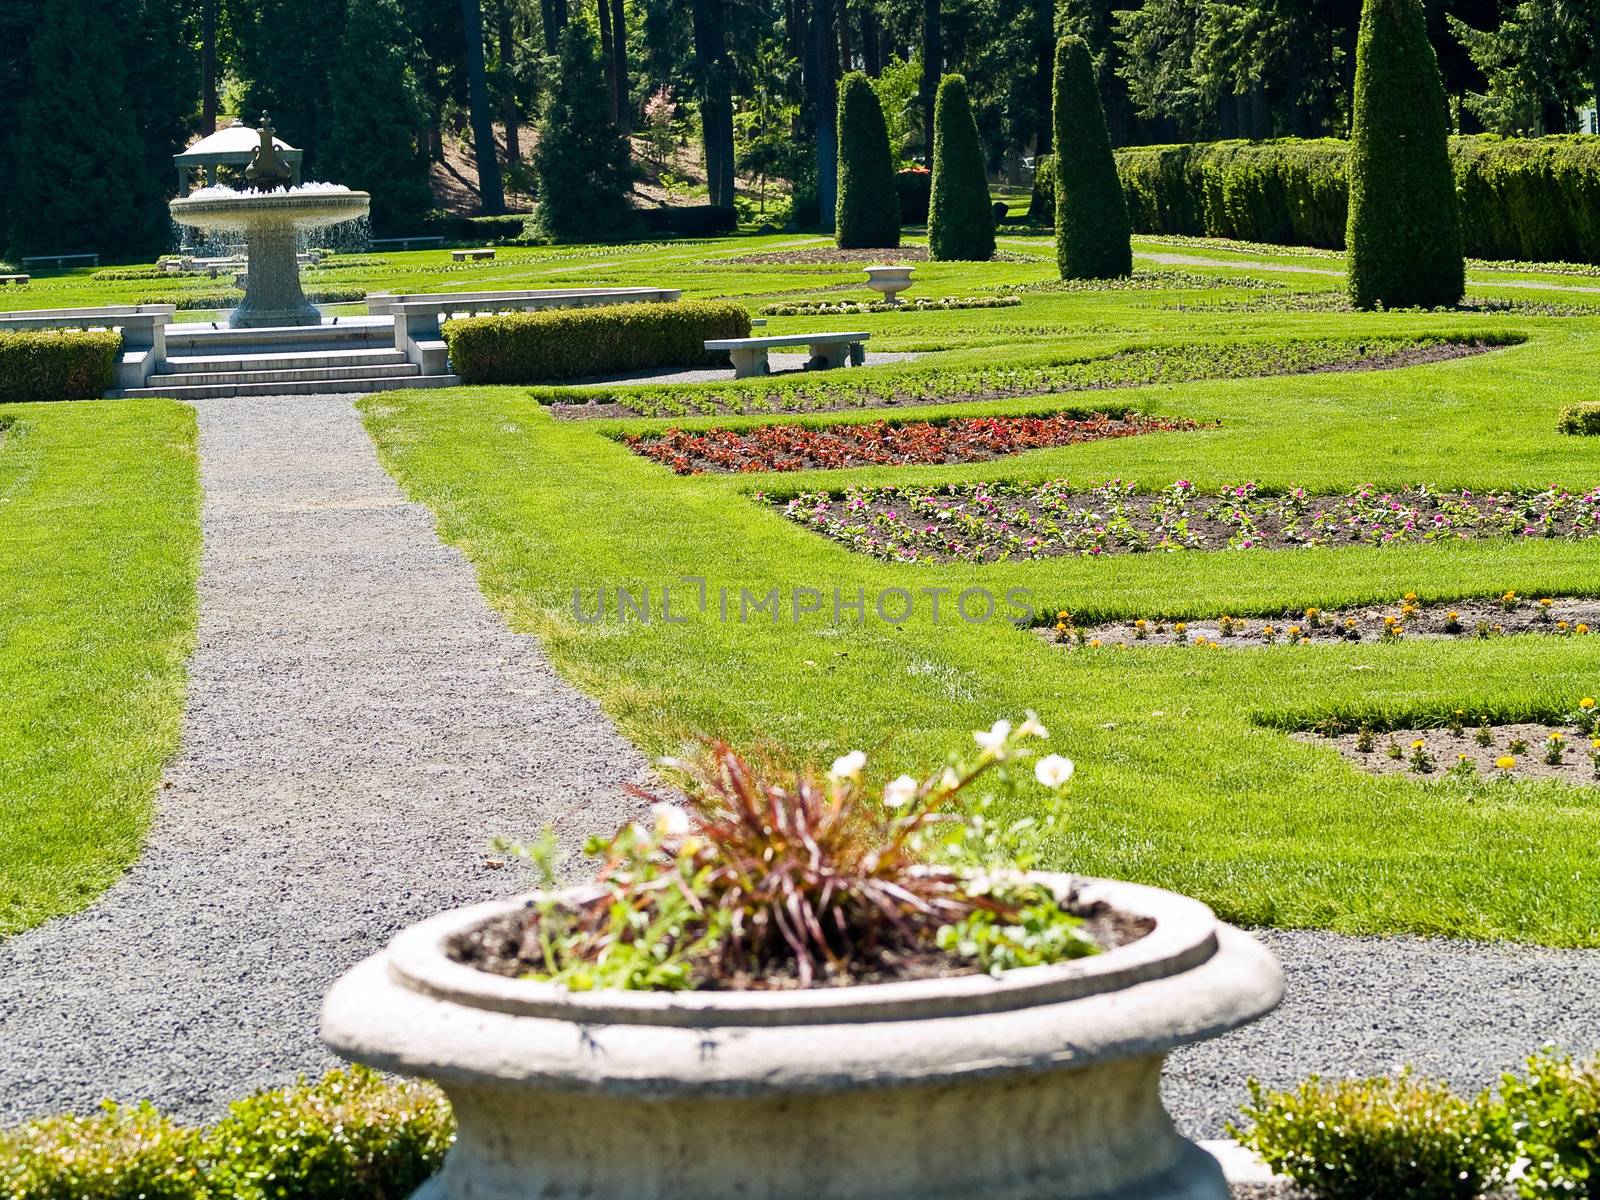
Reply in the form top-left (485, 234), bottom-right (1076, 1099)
top-left (234, 223), bottom-right (322, 327)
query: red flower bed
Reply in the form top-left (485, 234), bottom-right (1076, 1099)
top-left (624, 412), bottom-right (1206, 475)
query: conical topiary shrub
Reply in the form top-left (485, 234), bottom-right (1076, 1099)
top-left (928, 74), bottom-right (995, 261)
top-left (1052, 36), bottom-right (1131, 279)
top-left (1345, 0), bottom-right (1464, 309)
top-left (835, 72), bottom-right (901, 249)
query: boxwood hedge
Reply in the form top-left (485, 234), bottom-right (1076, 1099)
top-left (442, 299), bottom-right (751, 384)
top-left (0, 330), bottom-right (119, 404)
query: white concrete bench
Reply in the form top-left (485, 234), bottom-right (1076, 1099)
top-left (704, 332), bottom-right (870, 378)
top-left (384, 287), bottom-right (682, 372)
top-left (452, 247), bottom-right (496, 262)
top-left (0, 274), bottom-right (29, 286)
top-left (370, 236), bottom-right (444, 251)
top-left (0, 304), bottom-right (175, 390)
top-left (22, 252), bottom-right (98, 269)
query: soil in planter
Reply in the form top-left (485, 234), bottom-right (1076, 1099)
top-left (448, 894), bottom-right (1152, 991)
top-left (1041, 595), bottom-right (1600, 649)
top-left (625, 412), bottom-right (1209, 475)
top-left (780, 477), bottom-right (1600, 564)
top-left (1300, 718), bottom-right (1600, 786)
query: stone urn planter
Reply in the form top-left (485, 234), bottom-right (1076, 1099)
top-left (322, 874), bottom-right (1281, 1200)
top-left (864, 263), bottom-right (915, 305)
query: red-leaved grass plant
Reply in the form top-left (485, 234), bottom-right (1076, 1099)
top-left (471, 718), bottom-right (1093, 991)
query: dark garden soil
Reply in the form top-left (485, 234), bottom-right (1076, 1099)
top-left (1298, 718), bottom-right (1600, 786)
top-left (625, 413), bottom-right (1209, 475)
top-left (449, 894), bottom-right (1152, 991)
top-left (721, 246), bottom-right (1044, 265)
top-left (1045, 595), bottom-right (1600, 649)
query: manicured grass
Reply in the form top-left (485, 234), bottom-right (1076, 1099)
top-left (359, 246), bottom-right (1600, 948)
top-left (0, 401), bottom-right (199, 934)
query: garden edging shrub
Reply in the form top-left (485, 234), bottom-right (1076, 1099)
top-left (0, 330), bottom-right (119, 404)
top-left (442, 300), bottom-right (751, 384)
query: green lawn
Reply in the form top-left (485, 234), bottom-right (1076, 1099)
top-left (354, 238), bottom-right (1600, 949)
top-left (0, 400), bottom-right (199, 935)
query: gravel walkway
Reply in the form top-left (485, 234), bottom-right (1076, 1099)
top-left (0, 394), bottom-right (648, 1125)
top-left (1167, 928), bottom-right (1600, 1138)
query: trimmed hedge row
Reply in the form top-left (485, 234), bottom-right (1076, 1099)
top-left (0, 330), bottom-right (119, 404)
top-left (1102, 135), bottom-right (1600, 263)
top-left (442, 299), bottom-right (751, 384)
top-left (0, 1068), bottom-right (451, 1200)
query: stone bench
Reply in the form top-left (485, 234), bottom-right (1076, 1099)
top-left (370, 236), bottom-right (444, 251)
top-left (21, 252), bottom-right (98, 269)
top-left (0, 274), bottom-right (29, 286)
top-left (384, 286), bottom-right (683, 373)
top-left (0, 304), bottom-right (175, 390)
top-left (452, 248), bottom-right (496, 262)
top-left (704, 332), bottom-right (870, 378)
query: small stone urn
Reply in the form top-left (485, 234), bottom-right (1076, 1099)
top-left (865, 264), bottom-right (915, 305)
top-left (322, 875), bottom-right (1282, 1200)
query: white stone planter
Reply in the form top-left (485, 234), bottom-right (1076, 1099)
top-left (865, 264), bottom-right (915, 305)
top-left (321, 875), bottom-right (1281, 1200)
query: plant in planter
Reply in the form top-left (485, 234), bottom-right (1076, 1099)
top-left (323, 720), bottom-right (1282, 1200)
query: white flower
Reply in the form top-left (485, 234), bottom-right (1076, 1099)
top-left (1034, 754), bottom-right (1075, 789)
top-left (883, 774), bottom-right (918, 809)
top-left (651, 802), bottom-right (691, 839)
top-left (1018, 711), bottom-right (1049, 739)
top-left (830, 749), bottom-right (868, 780)
top-left (973, 719), bottom-right (1012, 754)
top-left (940, 766), bottom-right (962, 791)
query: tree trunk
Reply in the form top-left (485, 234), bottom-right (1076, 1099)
top-left (690, 0), bottom-right (735, 207)
top-left (610, 0), bottom-right (630, 131)
top-left (461, 0), bottom-right (506, 213)
top-left (199, 0), bottom-right (217, 135)
top-left (495, 0), bottom-right (521, 163)
top-left (860, 5), bottom-right (881, 76)
top-left (837, 0), bottom-right (851, 75)
top-left (597, 0), bottom-right (617, 125)
top-left (920, 0), bottom-right (940, 158)
top-left (805, 0), bottom-right (837, 223)
top-left (539, 0), bottom-right (561, 50)
top-left (1032, 0), bottom-right (1050, 154)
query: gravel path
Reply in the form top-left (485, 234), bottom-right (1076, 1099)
top-left (0, 394), bottom-right (648, 1125)
top-left (1167, 928), bottom-right (1600, 1138)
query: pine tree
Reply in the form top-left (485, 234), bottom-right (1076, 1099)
top-left (1053, 35), bottom-right (1131, 279)
top-left (532, 22), bottom-right (634, 240)
top-left (1346, 0), bottom-right (1463, 309)
top-left (835, 71), bottom-right (900, 248)
top-left (9, 0), bottom-right (148, 256)
top-left (320, 0), bottom-right (435, 233)
top-left (927, 74), bottom-right (994, 261)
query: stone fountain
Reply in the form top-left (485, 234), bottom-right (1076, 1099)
top-left (168, 117), bottom-right (369, 328)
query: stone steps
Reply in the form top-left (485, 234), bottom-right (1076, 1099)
top-left (161, 347), bottom-right (411, 374)
top-left (114, 372), bottom-right (460, 400)
top-left (153, 361), bottom-right (422, 388)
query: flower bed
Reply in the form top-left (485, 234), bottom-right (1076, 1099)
top-left (1041, 592), bottom-right (1600, 648)
top-left (719, 246), bottom-right (1045, 265)
top-left (1300, 694), bottom-right (1600, 785)
top-left (759, 296), bottom-right (1020, 317)
top-left (551, 335), bottom-right (1510, 419)
top-left (777, 479), bottom-right (1600, 563)
top-left (624, 411), bottom-right (1206, 475)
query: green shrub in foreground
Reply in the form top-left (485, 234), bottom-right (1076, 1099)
top-left (1491, 1049), bottom-right (1600, 1199)
top-left (0, 1102), bottom-right (202, 1200)
top-left (1052, 36), bottom-right (1131, 280)
top-left (1559, 402), bottom-right (1600, 436)
top-left (442, 300), bottom-right (751, 384)
top-left (0, 330), bottom-right (119, 404)
top-left (1230, 1071), bottom-right (1505, 1200)
top-left (1345, 0), bottom-right (1464, 309)
top-left (928, 74), bottom-right (994, 262)
top-left (203, 1068), bottom-right (453, 1200)
top-left (0, 1069), bottom-right (453, 1200)
top-left (835, 72), bottom-right (901, 249)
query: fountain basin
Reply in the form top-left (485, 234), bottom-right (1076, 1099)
top-left (169, 186), bottom-right (370, 328)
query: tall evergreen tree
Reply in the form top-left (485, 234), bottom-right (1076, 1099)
top-left (532, 22), bottom-right (633, 239)
top-left (461, 0), bottom-right (506, 213)
top-left (928, 74), bottom-right (993, 260)
top-left (9, 0), bottom-right (148, 256)
top-left (1052, 35), bottom-right (1130, 279)
top-left (1346, 0), bottom-right (1463, 308)
top-left (691, 0), bottom-right (736, 207)
top-left (232, 0), bottom-right (344, 155)
top-left (835, 71), bottom-right (900, 247)
top-left (320, 0), bottom-right (435, 232)
top-left (0, 0), bottom-right (44, 257)
top-left (806, 0), bottom-right (839, 225)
